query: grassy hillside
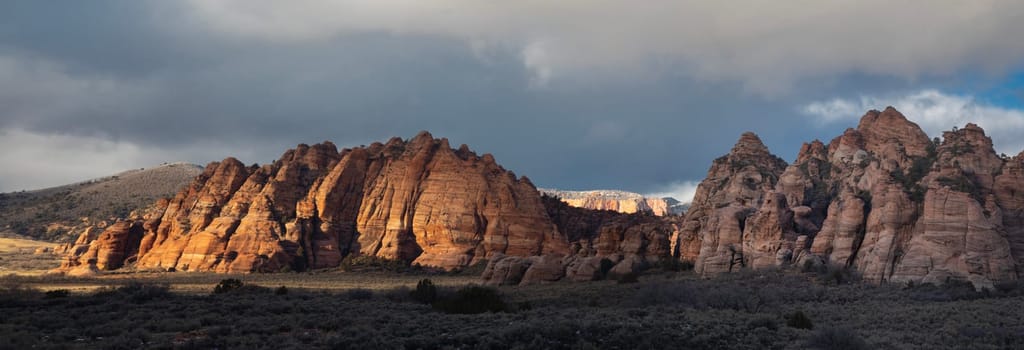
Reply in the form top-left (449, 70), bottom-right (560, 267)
top-left (0, 163), bottom-right (202, 242)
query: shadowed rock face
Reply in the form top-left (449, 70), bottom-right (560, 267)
top-left (483, 195), bottom-right (683, 285)
top-left (684, 107), bottom-right (1024, 288)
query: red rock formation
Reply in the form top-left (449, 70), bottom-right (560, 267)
top-left (742, 192), bottom-right (797, 269)
top-left (680, 107), bottom-right (1023, 288)
top-left (62, 132), bottom-right (569, 273)
top-left (857, 107), bottom-right (932, 163)
top-left (679, 132), bottom-right (789, 274)
top-left (58, 221), bottom-right (144, 271)
top-left (995, 152), bottom-right (1024, 273)
top-left (483, 195), bottom-right (683, 285)
top-left (56, 110), bottom-right (1024, 289)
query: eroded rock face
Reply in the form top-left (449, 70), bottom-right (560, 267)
top-left (890, 186), bottom-right (1014, 289)
top-left (742, 192), bottom-right (797, 269)
top-left (679, 107), bottom-right (1023, 288)
top-left (58, 221), bottom-right (145, 271)
top-left (995, 152), bottom-right (1024, 272)
top-left (57, 109), bottom-right (1024, 288)
top-left (61, 132), bottom-right (567, 273)
top-left (681, 132), bottom-right (789, 275)
top-left (482, 253), bottom-right (567, 286)
top-left (482, 195), bottom-right (684, 285)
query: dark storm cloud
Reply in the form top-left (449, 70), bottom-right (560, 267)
top-left (2, 1), bottom-right (1023, 200)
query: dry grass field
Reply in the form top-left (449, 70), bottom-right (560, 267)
top-left (5, 270), bottom-right (481, 295)
top-left (0, 237), bottom-right (60, 275)
top-left (1, 265), bottom-right (1023, 349)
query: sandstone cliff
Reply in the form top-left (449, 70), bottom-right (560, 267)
top-left (682, 107), bottom-right (1023, 288)
top-left (59, 132), bottom-right (684, 282)
top-left (57, 110), bottom-right (1024, 289)
top-left (482, 195), bottom-right (683, 285)
top-left (678, 132), bottom-right (789, 274)
top-left (61, 132), bottom-right (570, 273)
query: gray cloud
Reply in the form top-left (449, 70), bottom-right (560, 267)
top-left (186, 1), bottom-right (1024, 94)
top-left (0, 1), bottom-right (1020, 199)
top-left (802, 90), bottom-right (1024, 155)
top-left (0, 128), bottom-right (216, 191)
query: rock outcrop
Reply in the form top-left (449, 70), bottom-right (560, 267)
top-left (679, 132), bottom-right (789, 274)
top-left (56, 109), bottom-right (1024, 289)
top-left (60, 132), bottom-right (569, 273)
top-left (483, 195), bottom-right (683, 285)
top-left (60, 132), bottom-right (682, 280)
top-left (682, 107), bottom-right (1023, 288)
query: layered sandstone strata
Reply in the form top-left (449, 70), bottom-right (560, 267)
top-left (63, 132), bottom-right (568, 272)
top-left (59, 108), bottom-right (1024, 289)
top-left (681, 107), bottom-right (1022, 288)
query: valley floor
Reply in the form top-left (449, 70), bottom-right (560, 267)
top-left (1, 268), bottom-right (1023, 349)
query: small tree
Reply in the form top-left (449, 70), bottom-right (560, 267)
top-left (432, 285), bottom-right (507, 314)
top-left (213, 279), bottom-right (244, 294)
top-left (786, 310), bottom-right (814, 330)
top-left (410, 279), bottom-right (438, 304)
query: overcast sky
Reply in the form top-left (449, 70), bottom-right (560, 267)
top-left (2, 1), bottom-right (1023, 202)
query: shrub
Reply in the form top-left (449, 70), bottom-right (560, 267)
top-left (992, 280), bottom-right (1021, 295)
top-left (450, 260), bottom-right (489, 276)
top-left (599, 258), bottom-right (615, 278)
top-left (95, 282), bottom-right (171, 303)
top-left (906, 279), bottom-right (987, 301)
top-left (432, 285), bottom-right (507, 314)
top-left (629, 280), bottom-right (772, 311)
top-left (44, 289), bottom-right (70, 299)
top-left (410, 279), bottom-right (438, 304)
top-left (339, 255), bottom-right (412, 272)
top-left (213, 278), bottom-right (244, 294)
top-left (382, 286), bottom-right (411, 302)
top-left (703, 286), bottom-right (768, 312)
top-left (655, 259), bottom-right (694, 272)
top-left (513, 301), bottom-right (533, 312)
top-left (346, 288), bottom-right (374, 300)
top-left (805, 327), bottom-right (870, 350)
top-left (747, 315), bottom-right (779, 331)
top-left (119, 282), bottom-right (169, 302)
top-left (807, 263), bottom-right (860, 285)
top-left (785, 310), bottom-right (814, 330)
top-left (629, 281), bottom-right (695, 307)
top-left (801, 260), bottom-right (813, 273)
top-left (616, 272), bottom-right (640, 284)
top-left (0, 279), bottom-right (37, 302)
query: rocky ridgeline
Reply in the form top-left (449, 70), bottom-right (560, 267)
top-left (675, 107), bottom-right (1024, 289)
top-left (538, 188), bottom-right (684, 216)
top-left (58, 109), bottom-right (1024, 288)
